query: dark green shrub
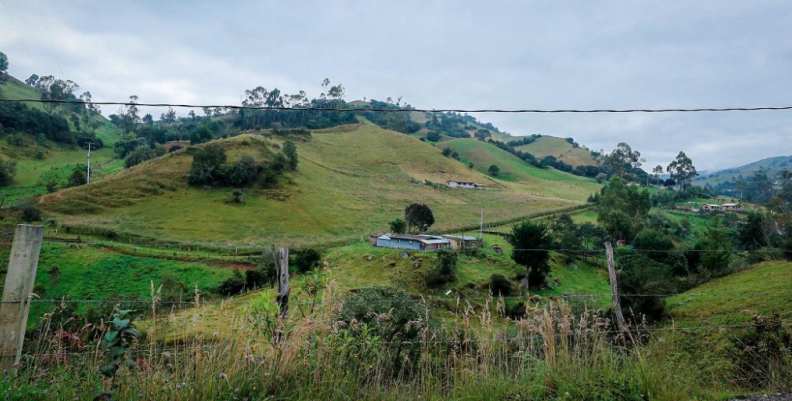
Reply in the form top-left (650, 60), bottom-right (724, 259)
top-left (728, 314), bottom-right (792, 389)
top-left (488, 274), bottom-right (514, 296)
top-left (218, 270), bottom-right (246, 295)
top-left (21, 202), bottom-right (42, 222)
top-left (226, 156), bottom-right (261, 187)
top-left (188, 144), bottom-right (227, 186)
top-left (67, 165), bottom-right (87, 187)
top-left (124, 145), bottom-right (166, 168)
top-left (425, 249), bottom-right (458, 288)
top-left (339, 287), bottom-right (425, 342)
top-left (0, 158), bottom-right (16, 187)
top-left (617, 254), bottom-right (676, 322)
top-left (510, 220), bottom-right (552, 288)
top-left (293, 248), bottom-right (321, 273)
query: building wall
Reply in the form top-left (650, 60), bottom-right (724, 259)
top-left (376, 238), bottom-right (423, 251)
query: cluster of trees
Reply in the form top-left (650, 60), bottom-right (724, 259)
top-left (506, 134), bottom-right (541, 147)
top-left (0, 102), bottom-right (72, 143)
top-left (425, 112), bottom-right (488, 139)
top-left (360, 99), bottom-right (421, 134)
top-left (188, 140), bottom-right (297, 189)
top-left (713, 168), bottom-right (779, 204)
top-left (441, 147), bottom-right (460, 160)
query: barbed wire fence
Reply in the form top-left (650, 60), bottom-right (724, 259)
top-left (0, 223), bottom-right (790, 370)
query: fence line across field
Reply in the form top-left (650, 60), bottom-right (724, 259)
top-left (1, 288), bottom-right (788, 306)
top-left (7, 321), bottom-right (791, 360)
top-left (1, 224), bottom-right (788, 371)
top-left (35, 237), bottom-right (770, 255)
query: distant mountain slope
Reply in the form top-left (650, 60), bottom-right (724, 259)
top-left (693, 155), bottom-right (792, 186)
top-left (39, 124), bottom-right (600, 246)
top-left (0, 75), bottom-right (123, 203)
top-left (437, 138), bottom-right (593, 184)
top-left (515, 136), bottom-right (599, 167)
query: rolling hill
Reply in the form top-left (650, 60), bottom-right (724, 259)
top-left (437, 138), bottom-right (595, 184)
top-left (39, 123), bottom-right (601, 246)
top-left (693, 154), bottom-right (792, 186)
top-left (0, 75), bottom-right (123, 204)
top-left (515, 135), bottom-right (599, 167)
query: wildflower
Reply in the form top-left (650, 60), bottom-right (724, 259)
top-left (219, 372), bottom-right (228, 379)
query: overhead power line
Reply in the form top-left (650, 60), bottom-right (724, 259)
top-left (2, 98), bottom-right (792, 114)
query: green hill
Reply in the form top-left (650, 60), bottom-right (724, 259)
top-left (0, 75), bottom-right (122, 204)
top-left (515, 135), bottom-right (599, 167)
top-left (39, 124), bottom-right (600, 246)
top-left (693, 155), bottom-right (792, 187)
top-left (437, 138), bottom-right (598, 186)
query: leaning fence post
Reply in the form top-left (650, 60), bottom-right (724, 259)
top-left (274, 247), bottom-right (290, 344)
top-left (605, 242), bottom-right (629, 336)
top-left (0, 225), bottom-right (44, 371)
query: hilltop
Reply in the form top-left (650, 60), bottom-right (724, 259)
top-left (39, 123), bottom-right (600, 246)
top-left (512, 135), bottom-right (600, 167)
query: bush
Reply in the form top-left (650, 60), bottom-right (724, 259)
top-left (160, 272), bottom-right (187, 304)
top-left (426, 131), bottom-right (441, 142)
top-left (617, 254), bottom-right (676, 322)
top-left (124, 145), bottom-right (166, 168)
top-left (188, 145), bottom-right (227, 186)
top-left (388, 218), bottom-right (406, 234)
top-left (67, 165), bottom-right (87, 187)
top-left (425, 249), bottom-right (458, 288)
top-left (228, 190), bottom-right (244, 204)
top-left (20, 202), bottom-right (42, 222)
top-left (488, 274), bottom-right (514, 296)
top-left (510, 220), bottom-right (552, 288)
top-left (0, 158), bottom-right (16, 187)
top-left (339, 287), bottom-right (425, 342)
top-left (293, 248), bottom-right (321, 273)
top-left (218, 270), bottom-right (246, 295)
top-left (728, 314), bottom-right (792, 389)
top-left (632, 228), bottom-right (675, 264)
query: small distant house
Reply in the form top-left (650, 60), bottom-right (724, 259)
top-left (442, 235), bottom-right (482, 250)
top-left (446, 180), bottom-right (484, 190)
top-left (165, 140), bottom-right (190, 151)
top-left (374, 234), bottom-right (450, 252)
top-left (702, 204), bottom-right (721, 212)
top-left (722, 203), bottom-right (742, 212)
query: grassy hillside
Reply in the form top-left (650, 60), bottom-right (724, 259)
top-left (515, 135), bottom-right (599, 167)
top-left (668, 261), bottom-right (792, 327)
top-left (437, 138), bottom-right (600, 190)
top-left (39, 124), bottom-right (599, 246)
top-left (0, 76), bottom-right (122, 204)
top-left (694, 154), bottom-right (792, 186)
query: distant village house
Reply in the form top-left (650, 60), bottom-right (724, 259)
top-left (446, 180), bottom-right (484, 189)
top-left (165, 140), bottom-right (190, 151)
top-left (701, 203), bottom-right (741, 212)
top-left (442, 235), bottom-right (483, 250)
top-left (373, 234), bottom-right (451, 252)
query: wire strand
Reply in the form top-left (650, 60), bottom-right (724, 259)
top-left (2, 98), bottom-right (792, 114)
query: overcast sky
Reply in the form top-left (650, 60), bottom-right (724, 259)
top-left (2, 0), bottom-right (791, 171)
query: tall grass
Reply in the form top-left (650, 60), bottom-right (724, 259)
top-left (0, 286), bottom-right (778, 401)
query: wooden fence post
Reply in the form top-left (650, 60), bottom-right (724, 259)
top-left (605, 242), bottom-right (629, 335)
top-left (0, 225), bottom-right (44, 371)
top-left (274, 247), bottom-right (290, 344)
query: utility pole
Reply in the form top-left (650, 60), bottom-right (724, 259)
top-left (86, 142), bottom-right (93, 184)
